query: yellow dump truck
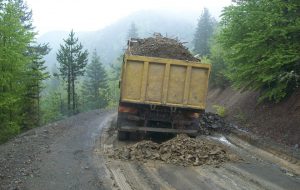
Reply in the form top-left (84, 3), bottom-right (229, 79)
top-left (117, 40), bottom-right (211, 140)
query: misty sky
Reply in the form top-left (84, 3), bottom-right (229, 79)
top-left (26, 0), bottom-right (232, 35)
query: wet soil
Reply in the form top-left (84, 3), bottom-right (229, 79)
top-left (127, 34), bottom-right (199, 61)
top-left (101, 123), bottom-right (300, 190)
top-left (207, 87), bottom-right (300, 148)
top-left (0, 110), bottom-right (300, 190)
top-left (0, 110), bottom-right (115, 190)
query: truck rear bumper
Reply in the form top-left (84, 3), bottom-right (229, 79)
top-left (119, 126), bottom-right (197, 134)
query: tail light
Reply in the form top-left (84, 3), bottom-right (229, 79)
top-left (118, 106), bottom-right (138, 114)
top-left (187, 112), bottom-right (200, 119)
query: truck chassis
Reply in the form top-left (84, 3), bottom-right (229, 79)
top-left (117, 102), bottom-right (202, 140)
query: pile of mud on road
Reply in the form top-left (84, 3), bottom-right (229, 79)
top-left (127, 33), bottom-right (199, 62)
top-left (110, 134), bottom-right (236, 166)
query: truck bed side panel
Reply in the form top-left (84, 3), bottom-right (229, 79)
top-left (146, 63), bottom-right (165, 103)
top-left (188, 68), bottom-right (209, 107)
top-left (123, 60), bottom-right (143, 101)
top-left (167, 65), bottom-right (186, 104)
top-left (121, 55), bottom-right (210, 110)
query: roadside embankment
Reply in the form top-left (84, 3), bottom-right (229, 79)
top-left (207, 87), bottom-right (300, 151)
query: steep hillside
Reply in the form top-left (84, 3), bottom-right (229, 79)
top-left (207, 88), bottom-right (300, 147)
top-left (38, 10), bottom-right (199, 70)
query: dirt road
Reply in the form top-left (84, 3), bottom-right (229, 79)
top-left (0, 110), bottom-right (300, 190)
top-left (0, 110), bottom-right (115, 190)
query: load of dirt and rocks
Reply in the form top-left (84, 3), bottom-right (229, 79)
top-left (127, 33), bottom-right (199, 62)
top-left (110, 134), bottom-right (236, 166)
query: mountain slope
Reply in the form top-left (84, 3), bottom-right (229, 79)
top-left (38, 10), bottom-right (199, 70)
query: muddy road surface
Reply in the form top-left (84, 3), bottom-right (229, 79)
top-left (0, 110), bottom-right (115, 190)
top-left (0, 110), bottom-right (300, 190)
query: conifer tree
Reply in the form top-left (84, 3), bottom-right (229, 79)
top-left (193, 8), bottom-right (216, 56)
top-left (23, 43), bottom-right (51, 128)
top-left (56, 30), bottom-right (88, 114)
top-left (0, 0), bottom-right (34, 141)
top-left (82, 50), bottom-right (109, 110)
top-left (107, 55), bottom-right (123, 106)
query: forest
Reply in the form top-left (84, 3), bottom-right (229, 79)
top-left (0, 0), bottom-right (299, 142)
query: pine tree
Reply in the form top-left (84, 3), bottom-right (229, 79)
top-left (23, 43), bottom-right (51, 128)
top-left (127, 22), bottom-right (138, 39)
top-left (56, 30), bottom-right (88, 115)
top-left (107, 55), bottom-right (123, 106)
top-left (82, 50), bottom-right (109, 110)
top-left (193, 8), bottom-right (216, 57)
top-left (0, 1), bottom-right (34, 141)
top-left (14, 0), bottom-right (34, 30)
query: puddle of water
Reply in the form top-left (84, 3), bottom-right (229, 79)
top-left (208, 135), bottom-right (234, 146)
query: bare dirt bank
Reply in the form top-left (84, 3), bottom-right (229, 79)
top-left (207, 87), bottom-right (300, 147)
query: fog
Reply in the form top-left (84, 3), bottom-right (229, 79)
top-left (26, 0), bottom-right (232, 35)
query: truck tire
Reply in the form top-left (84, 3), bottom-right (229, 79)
top-left (118, 131), bottom-right (129, 141)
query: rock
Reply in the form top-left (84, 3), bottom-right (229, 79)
top-left (198, 112), bottom-right (233, 133)
top-left (110, 134), bottom-right (236, 167)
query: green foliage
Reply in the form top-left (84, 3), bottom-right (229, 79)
top-left (0, 123), bottom-right (20, 143)
top-left (41, 89), bottom-right (65, 124)
top-left (218, 0), bottom-right (300, 102)
top-left (213, 105), bottom-right (226, 117)
top-left (56, 30), bottom-right (88, 114)
top-left (81, 50), bottom-right (109, 110)
top-left (106, 55), bottom-right (123, 107)
top-left (0, 0), bottom-right (51, 142)
top-left (22, 43), bottom-right (51, 128)
top-left (41, 72), bottom-right (69, 125)
top-left (209, 30), bottom-right (230, 88)
top-left (0, 0), bottom-right (35, 141)
top-left (193, 8), bottom-right (216, 56)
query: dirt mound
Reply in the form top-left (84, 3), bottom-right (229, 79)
top-left (110, 134), bottom-right (235, 166)
top-left (127, 33), bottom-right (199, 62)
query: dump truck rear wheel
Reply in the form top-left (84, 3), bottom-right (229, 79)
top-left (118, 131), bottom-right (129, 141)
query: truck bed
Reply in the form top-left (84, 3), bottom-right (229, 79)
top-left (120, 55), bottom-right (211, 110)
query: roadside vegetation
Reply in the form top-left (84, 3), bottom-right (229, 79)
top-left (0, 2), bottom-right (138, 143)
top-left (195, 0), bottom-right (300, 102)
top-left (0, 0), bottom-right (299, 142)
